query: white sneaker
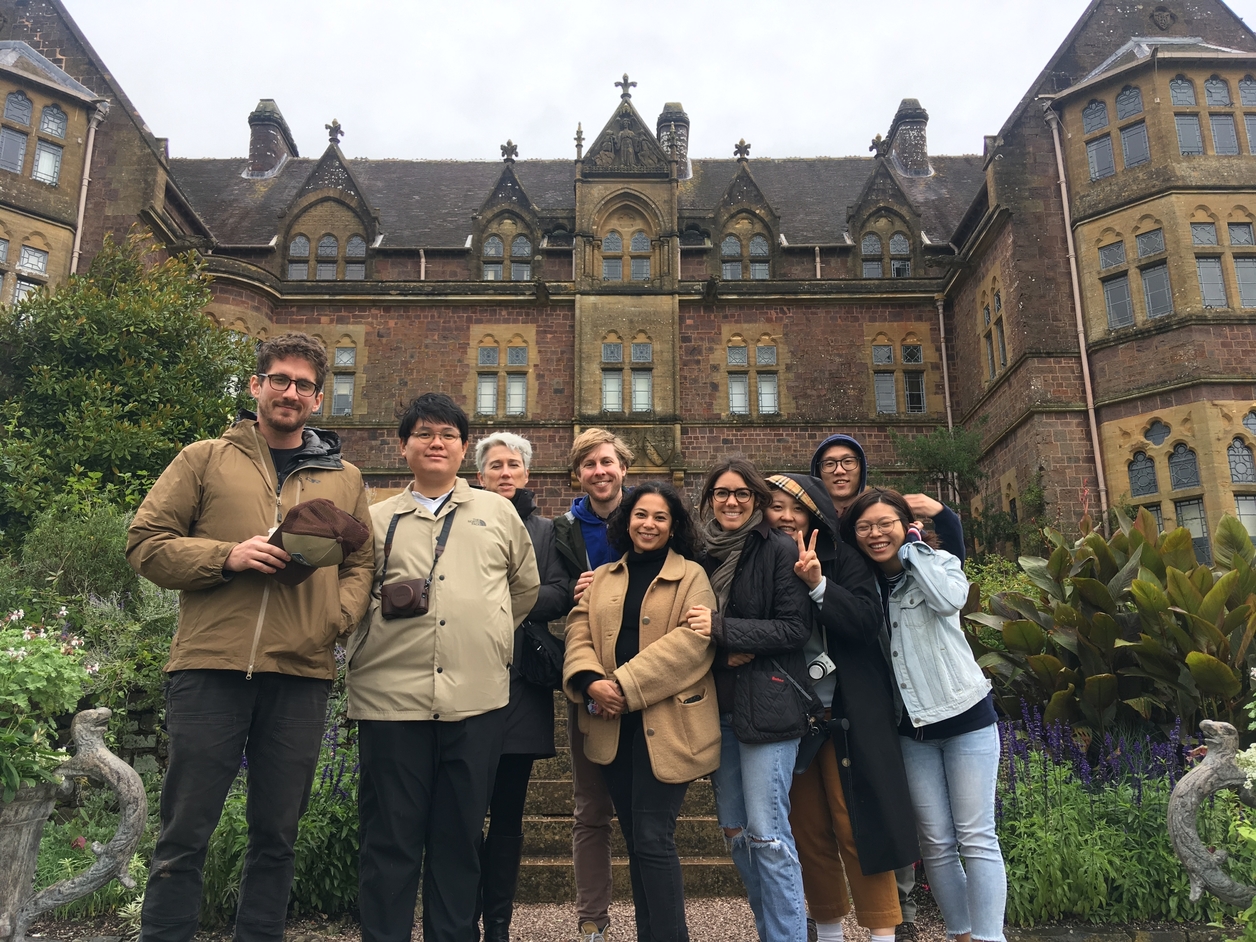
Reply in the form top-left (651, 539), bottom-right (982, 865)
top-left (579, 921), bottom-right (609, 942)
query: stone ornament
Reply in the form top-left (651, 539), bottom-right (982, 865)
top-left (2, 708), bottom-right (147, 942)
top-left (1167, 719), bottom-right (1256, 907)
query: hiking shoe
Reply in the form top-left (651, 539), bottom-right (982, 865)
top-left (896, 922), bottom-right (919, 942)
top-left (807, 917), bottom-right (818, 942)
top-left (580, 921), bottom-right (608, 942)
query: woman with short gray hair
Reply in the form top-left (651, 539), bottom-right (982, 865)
top-left (473, 431), bottom-right (569, 942)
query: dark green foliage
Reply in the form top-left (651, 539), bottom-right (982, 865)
top-left (20, 491), bottom-right (138, 599)
top-left (889, 422), bottom-right (988, 497)
top-left (0, 230), bottom-right (253, 543)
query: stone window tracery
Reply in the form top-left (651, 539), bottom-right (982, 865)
top-left (1083, 100), bottom-right (1108, 134)
top-left (1229, 438), bottom-right (1256, 484)
top-left (982, 281), bottom-right (1008, 380)
top-left (39, 105), bottom-right (65, 138)
top-left (1145, 420), bottom-right (1170, 446)
top-left (1116, 87), bottom-right (1143, 120)
top-left (1205, 77), bottom-right (1232, 107)
top-left (1168, 443), bottom-right (1201, 490)
top-left (1129, 452), bottom-right (1158, 497)
top-left (4, 92), bottom-right (31, 125)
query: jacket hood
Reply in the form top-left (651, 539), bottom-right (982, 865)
top-left (809, 434), bottom-right (867, 496)
top-left (230, 409), bottom-right (344, 460)
top-left (770, 473), bottom-right (841, 545)
top-left (570, 494), bottom-right (609, 525)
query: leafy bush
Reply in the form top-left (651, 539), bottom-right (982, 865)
top-left (20, 492), bottom-right (138, 600)
top-left (78, 581), bottom-right (177, 723)
top-left (0, 612), bottom-right (95, 800)
top-left (998, 710), bottom-right (1253, 924)
top-left (968, 508), bottom-right (1256, 740)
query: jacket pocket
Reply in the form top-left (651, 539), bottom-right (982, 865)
top-left (741, 669), bottom-right (803, 738)
top-left (676, 685), bottom-right (719, 755)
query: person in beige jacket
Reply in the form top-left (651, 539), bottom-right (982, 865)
top-left (563, 482), bottom-right (720, 942)
top-left (126, 333), bottom-right (374, 942)
top-left (347, 392), bottom-right (539, 942)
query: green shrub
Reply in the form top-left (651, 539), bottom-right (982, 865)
top-left (20, 496), bottom-right (138, 600)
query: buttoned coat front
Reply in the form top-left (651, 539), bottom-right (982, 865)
top-left (346, 478), bottom-right (539, 722)
top-left (562, 549), bottom-right (721, 785)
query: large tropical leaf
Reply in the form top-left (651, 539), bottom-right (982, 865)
top-left (1160, 528), bottom-right (1199, 572)
top-left (1165, 567), bottom-right (1203, 615)
top-left (1114, 504), bottom-right (1135, 537)
top-left (1076, 634), bottom-right (1111, 678)
top-left (1107, 543), bottom-right (1144, 602)
top-left (976, 651), bottom-right (1019, 682)
top-left (1044, 684), bottom-right (1077, 725)
top-left (1087, 612), bottom-right (1120, 654)
top-left (1190, 564), bottom-right (1214, 598)
top-left (1134, 506), bottom-right (1162, 545)
top-left (1132, 578), bottom-right (1171, 632)
top-left (1199, 570), bottom-right (1238, 628)
top-left (1122, 696), bottom-right (1158, 719)
top-left (1214, 513), bottom-right (1256, 570)
top-left (1074, 577), bottom-right (1117, 616)
top-left (1084, 532), bottom-right (1120, 583)
top-left (1178, 610), bottom-right (1227, 656)
top-left (1186, 651), bottom-right (1242, 699)
top-left (1026, 653), bottom-right (1066, 691)
top-left (965, 612), bottom-right (1008, 631)
top-left (1228, 555), bottom-right (1256, 610)
top-left (1002, 620), bottom-right (1046, 655)
top-left (1082, 673), bottom-right (1119, 710)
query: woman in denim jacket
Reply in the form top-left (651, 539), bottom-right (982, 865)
top-left (842, 488), bottom-right (1006, 942)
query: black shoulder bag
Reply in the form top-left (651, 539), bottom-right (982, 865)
top-left (519, 620), bottom-right (565, 690)
top-left (770, 657), bottom-right (829, 775)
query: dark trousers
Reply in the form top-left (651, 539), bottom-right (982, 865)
top-left (140, 669), bottom-right (330, 942)
top-left (357, 710), bottom-right (506, 942)
top-left (476, 754), bottom-right (535, 936)
top-left (601, 713), bottom-right (691, 942)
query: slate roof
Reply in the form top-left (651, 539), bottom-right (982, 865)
top-left (170, 151), bottom-right (987, 249)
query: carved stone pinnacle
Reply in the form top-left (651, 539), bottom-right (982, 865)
top-left (501, 139), bottom-right (518, 162)
top-left (615, 73), bottom-right (637, 100)
top-left (734, 139), bottom-right (751, 160)
top-left (325, 119), bottom-right (343, 145)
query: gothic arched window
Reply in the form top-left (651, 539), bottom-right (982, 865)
top-left (1230, 438), bottom-right (1256, 484)
top-left (1082, 100), bottom-right (1108, 134)
top-left (287, 235), bottom-right (310, 280)
top-left (316, 235), bottom-right (339, 280)
top-left (1116, 86), bottom-right (1143, 120)
top-left (749, 235), bottom-right (770, 280)
top-left (4, 92), bottom-right (31, 125)
top-left (602, 230), bottom-right (623, 280)
top-left (1129, 452), bottom-right (1158, 497)
top-left (39, 105), bottom-right (66, 138)
top-left (861, 234), bottom-right (883, 278)
top-left (1205, 77), bottom-right (1232, 107)
top-left (1145, 420), bottom-right (1171, 446)
top-left (1170, 76), bottom-right (1196, 106)
top-left (1168, 443), bottom-right (1201, 490)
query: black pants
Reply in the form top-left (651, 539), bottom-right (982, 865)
top-left (486, 753), bottom-right (534, 836)
top-left (357, 710), bottom-right (506, 942)
top-left (140, 669), bottom-right (330, 942)
top-left (601, 713), bottom-right (691, 942)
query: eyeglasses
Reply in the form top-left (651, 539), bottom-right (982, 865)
top-left (854, 518), bottom-right (902, 537)
top-left (257, 373), bottom-right (319, 397)
top-left (410, 429), bottom-right (463, 444)
top-left (819, 456), bottom-right (861, 473)
top-left (712, 488), bottom-right (753, 504)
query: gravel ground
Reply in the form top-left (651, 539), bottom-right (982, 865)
top-left (30, 896), bottom-right (949, 942)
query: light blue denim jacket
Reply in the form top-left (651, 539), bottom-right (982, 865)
top-left (885, 541), bottom-right (990, 727)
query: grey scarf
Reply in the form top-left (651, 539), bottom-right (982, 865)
top-left (702, 510), bottom-right (763, 611)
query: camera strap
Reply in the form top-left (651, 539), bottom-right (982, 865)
top-left (379, 503), bottom-right (457, 589)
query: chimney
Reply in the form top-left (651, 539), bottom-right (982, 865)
top-left (887, 99), bottom-right (931, 177)
top-left (246, 99), bottom-right (298, 178)
top-left (657, 102), bottom-right (691, 180)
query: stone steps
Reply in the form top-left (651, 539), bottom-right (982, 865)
top-left (510, 691), bottom-right (742, 901)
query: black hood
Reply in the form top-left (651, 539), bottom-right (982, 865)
top-left (234, 409), bottom-right (343, 459)
top-left (809, 433), bottom-right (868, 503)
top-left (509, 487), bottom-right (538, 521)
top-left (768, 472), bottom-right (842, 557)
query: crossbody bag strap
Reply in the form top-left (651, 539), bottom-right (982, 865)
top-left (769, 658), bottom-right (815, 704)
top-left (377, 501), bottom-right (457, 588)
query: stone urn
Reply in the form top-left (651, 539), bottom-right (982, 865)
top-left (0, 708), bottom-right (147, 942)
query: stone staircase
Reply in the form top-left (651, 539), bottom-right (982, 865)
top-left (514, 691), bottom-right (745, 901)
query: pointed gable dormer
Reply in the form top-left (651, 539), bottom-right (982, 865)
top-left (283, 123), bottom-right (379, 243)
top-left (481, 146), bottom-right (535, 219)
top-left (718, 151), bottom-right (779, 231)
top-left (580, 75), bottom-right (670, 178)
top-left (848, 157), bottom-right (923, 281)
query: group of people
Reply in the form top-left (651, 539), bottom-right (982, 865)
top-left (125, 331), bottom-right (1007, 942)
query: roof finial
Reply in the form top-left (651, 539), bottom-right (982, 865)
top-left (501, 139), bottom-right (518, 163)
top-left (325, 119), bottom-right (343, 145)
top-left (615, 73), bottom-right (637, 100)
top-left (575, 122), bottom-right (584, 160)
top-left (869, 133), bottom-right (888, 158)
top-left (734, 138), bottom-right (751, 161)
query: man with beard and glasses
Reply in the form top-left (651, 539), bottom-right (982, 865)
top-left (127, 333), bottom-right (374, 942)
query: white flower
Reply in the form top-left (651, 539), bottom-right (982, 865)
top-left (57, 607), bottom-right (68, 619)
top-left (84, 662), bottom-right (100, 675)
top-left (7, 609), bottom-right (24, 622)
top-left (1237, 745), bottom-right (1256, 790)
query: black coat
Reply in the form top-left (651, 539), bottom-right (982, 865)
top-left (779, 473), bottom-right (920, 873)
top-left (502, 489), bottom-right (569, 758)
top-left (703, 522), bottom-right (813, 744)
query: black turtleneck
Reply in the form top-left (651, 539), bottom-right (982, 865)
top-left (614, 545), bottom-right (670, 668)
top-left (508, 488), bottom-right (537, 522)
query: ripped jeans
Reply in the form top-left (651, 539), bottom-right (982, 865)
top-left (710, 716), bottom-right (806, 942)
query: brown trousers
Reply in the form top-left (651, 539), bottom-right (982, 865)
top-left (569, 700), bottom-right (615, 927)
top-left (789, 734), bottom-right (902, 927)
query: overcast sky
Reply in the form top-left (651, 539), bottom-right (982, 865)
top-left (62, 0), bottom-right (1256, 164)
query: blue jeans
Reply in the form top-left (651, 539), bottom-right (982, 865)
top-left (899, 724), bottom-right (1006, 942)
top-left (710, 717), bottom-right (806, 942)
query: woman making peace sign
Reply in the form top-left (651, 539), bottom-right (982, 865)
top-left (765, 474), bottom-right (919, 942)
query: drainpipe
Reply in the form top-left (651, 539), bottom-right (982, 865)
top-left (935, 295), bottom-right (958, 503)
top-left (814, 246), bottom-right (821, 279)
top-left (1044, 103), bottom-right (1110, 534)
top-left (70, 100), bottom-right (109, 275)
top-left (419, 247), bottom-right (426, 281)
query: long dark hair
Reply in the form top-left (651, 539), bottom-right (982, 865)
top-left (698, 454), bottom-right (773, 519)
top-left (607, 481), bottom-right (698, 559)
top-left (841, 487), bottom-right (940, 553)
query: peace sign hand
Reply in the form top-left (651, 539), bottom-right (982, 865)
top-left (793, 529), bottom-right (822, 590)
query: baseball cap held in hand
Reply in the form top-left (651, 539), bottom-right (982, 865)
top-left (267, 498), bottom-right (369, 585)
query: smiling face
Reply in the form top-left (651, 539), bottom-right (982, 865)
top-left (766, 491), bottom-right (812, 538)
top-left (478, 444), bottom-right (529, 499)
top-left (627, 492), bottom-right (673, 554)
top-left (711, 471), bottom-right (754, 532)
top-left (854, 500), bottom-right (907, 572)
top-left (818, 444), bottom-right (862, 512)
top-left (401, 420), bottom-right (469, 495)
top-left (250, 354), bottom-right (323, 444)
top-left (578, 442), bottom-right (627, 513)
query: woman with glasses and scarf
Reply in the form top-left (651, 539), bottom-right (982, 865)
top-left (843, 487), bottom-right (1005, 942)
top-left (686, 456), bottom-right (811, 942)
top-left (763, 474), bottom-right (918, 942)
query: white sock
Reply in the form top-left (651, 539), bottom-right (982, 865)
top-left (815, 921), bottom-right (844, 942)
top-left (871, 933), bottom-right (896, 942)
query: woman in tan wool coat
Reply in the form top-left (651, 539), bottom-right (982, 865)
top-left (563, 482), bottom-right (720, 942)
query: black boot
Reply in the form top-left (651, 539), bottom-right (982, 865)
top-left (480, 832), bottom-right (525, 942)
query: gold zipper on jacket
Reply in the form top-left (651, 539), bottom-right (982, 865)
top-left (245, 425), bottom-right (303, 679)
